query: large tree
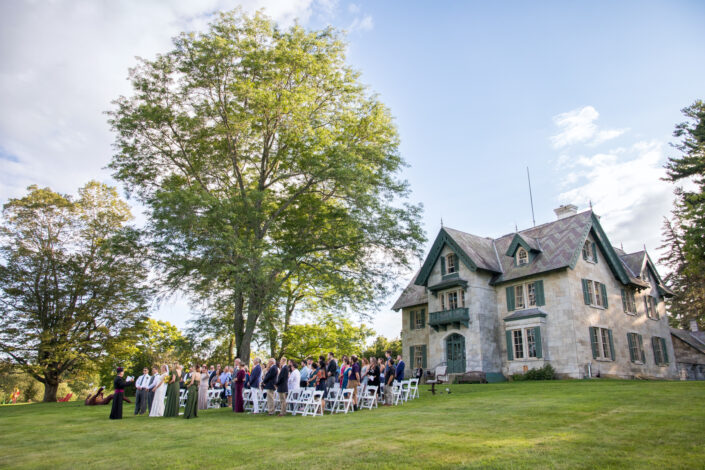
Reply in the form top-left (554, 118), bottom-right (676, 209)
top-left (0, 182), bottom-right (152, 401)
top-left (661, 100), bottom-right (705, 329)
top-left (108, 10), bottom-right (424, 363)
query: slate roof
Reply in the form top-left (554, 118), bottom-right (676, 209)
top-left (442, 227), bottom-right (501, 272)
top-left (671, 328), bottom-right (705, 355)
top-left (620, 250), bottom-right (645, 278)
top-left (392, 270), bottom-right (427, 310)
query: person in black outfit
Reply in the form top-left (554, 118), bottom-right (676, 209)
top-left (262, 358), bottom-right (278, 415)
top-left (368, 358), bottom-right (381, 392)
top-left (109, 367), bottom-right (134, 419)
top-left (275, 357), bottom-right (289, 417)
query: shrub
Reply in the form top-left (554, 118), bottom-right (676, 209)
top-left (511, 364), bottom-right (556, 381)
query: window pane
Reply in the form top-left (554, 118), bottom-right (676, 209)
top-left (513, 330), bottom-right (524, 359)
top-left (600, 328), bottom-right (610, 359)
top-left (594, 282), bottom-right (602, 307)
top-left (515, 285), bottom-right (524, 309)
top-left (587, 281), bottom-right (595, 305)
top-left (527, 283), bottom-right (536, 306)
top-left (526, 328), bottom-right (536, 358)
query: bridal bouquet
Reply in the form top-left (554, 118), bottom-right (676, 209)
top-left (163, 373), bottom-right (172, 384)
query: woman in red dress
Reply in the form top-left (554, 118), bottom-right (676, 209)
top-left (233, 359), bottom-right (246, 412)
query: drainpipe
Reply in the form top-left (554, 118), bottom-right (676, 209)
top-left (587, 363), bottom-right (592, 379)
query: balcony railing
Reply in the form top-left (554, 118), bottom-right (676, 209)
top-left (428, 307), bottom-right (470, 332)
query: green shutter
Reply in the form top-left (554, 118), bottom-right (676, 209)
top-left (661, 337), bottom-right (669, 364)
top-left (420, 308), bottom-right (425, 327)
top-left (583, 244), bottom-right (588, 260)
top-left (651, 337), bottom-right (660, 365)
top-left (638, 334), bottom-right (645, 363)
top-left (627, 334), bottom-right (635, 362)
top-left (409, 310), bottom-right (414, 330)
top-left (421, 345), bottom-right (427, 368)
top-left (582, 279), bottom-right (590, 305)
top-left (409, 346), bottom-right (415, 367)
top-left (600, 283), bottom-right (608, 308)
top-left (453, 254), bottom-right (459, 272)
top-left (589, 327), bottom-right (599, 359)
top-left (535, 280), bottom-right (545, 306)
top-left (592, 242), bottom-right (597, 262)
top-left (534, 327), bottom-right (542, 358)
top-left (506, 330), bottom-right (513, 360)
top-left (440, 255), bottom-right (446, 275)
top-left (506, 286), bottom-right (515, 311)
top-left (644, 296), bottom-right (649, 317)
top-left (621, 289), bottom-right (627, 312)
top-left (608, 329), bottom-right (615, 361)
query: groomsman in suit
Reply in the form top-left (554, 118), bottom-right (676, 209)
top-left (134, 367), bottom-right (151, 415)
top-left (395, 355), bottom-right (405, 383)
top-left (275, 357), bottom-right (289, 417)
top-left (262, 358), bottom-right (278, 416)
top-left (248, 358), bottom-right (262, 414)
top-left (146, 366), bottom-right (158, 412)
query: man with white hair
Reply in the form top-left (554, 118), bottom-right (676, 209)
top-left (262, 358), bottom-right (278, 416)
top-left (249, 358), bottom-right (262, 414)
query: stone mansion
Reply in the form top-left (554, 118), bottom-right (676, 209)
top-left (393, 205), bottom-right (679, 380)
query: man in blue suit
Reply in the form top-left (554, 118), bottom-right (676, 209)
top-left (395, 354), bottom-right (405, 383)
top-left (248, 358), bottom-right (262, 413)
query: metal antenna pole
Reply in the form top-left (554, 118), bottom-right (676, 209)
top-left (527, 167), bottom-right (536, 227)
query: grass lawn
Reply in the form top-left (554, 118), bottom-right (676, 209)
top-left (1, 380), bottom-right (704, 469)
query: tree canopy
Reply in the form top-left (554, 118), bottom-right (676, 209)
top-left (0, 182), bottom-right (152, 401)
top-left (108, 10), bottom-right (424, 363)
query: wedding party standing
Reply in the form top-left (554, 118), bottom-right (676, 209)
top-left (109, 367), bottom-right (133, 419)
top-left (134, 367), bottom-right (151, 415)
top-left (182, 365), bottom-right (199, 419)
top-left (163, 364), bottom-right (180, 417)
top-left (149, 365), bottom-right (168, 417)
top-left (198, 365), bottom-right (209, 410)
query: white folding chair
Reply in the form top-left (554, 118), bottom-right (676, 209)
top-left (286, 390), bottom-right (300, 414)
top-left (179, 389), bottom-right (187, 407)
top-left (334, 388), bottom-right (354, 414)
top-left (207, 389), bottom-right (220, 409)
top-left (409, 378), bottom-right (419, 399)
top-left (359, 385), bottom-right (378, 410)
top-left (392, 383), bottom-right (404, 405)
top-left (257, 389), bottom-right (268, 412)
top-left (302, 390), bottom-right (324, 417)
top-left (243, 389), bottom-right (252, 411)
top-left (291, 389), bottom-right (312, 415)
top-left (401, 380), bottom-right (411, 402)
top-left (324, 388), bottom-right (339, 413)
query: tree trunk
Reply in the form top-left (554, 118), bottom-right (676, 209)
top-left (42, 377), bottom-right (59, 402)
top-left (228, 336), bottom-right (235, 364)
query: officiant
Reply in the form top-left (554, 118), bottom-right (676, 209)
top-left (109, 367), bottom-right (134, 420)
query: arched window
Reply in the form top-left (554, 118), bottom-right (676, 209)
top-left (517, 247), bottom-right (529, 266)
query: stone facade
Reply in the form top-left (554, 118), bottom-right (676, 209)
top-left (393, 208), bottom-right (679, 380)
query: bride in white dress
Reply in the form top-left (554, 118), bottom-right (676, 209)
top-left (149, 364), bottom-right (168, 417)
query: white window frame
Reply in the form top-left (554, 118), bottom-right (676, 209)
top-left (583, 241), bottom-right (596, 263)
top-left (412, 346), bottom-right (424, 369)
top-left (441, 289), bottom-right (465, 311)
top-left (628, 332), bottom-right (644, 364)
top-left (645, 295), bottom-right (659, 320)
top-left (623, 289), bottom-right (637, 315)
top-left (585, 280), bottom-right (606, 308)
top-left (413, 309), bottom-right (425, 330)
top-left (509, 327), bottom-right (539, 360)
top-left (599, 328), bottom-right (611, 360)
top-left (512, 282), bottom-right (539, 310)
top-left (517, 247), bottom-right (529, 266)
top-left (446, 253), bottom-right (457, 274)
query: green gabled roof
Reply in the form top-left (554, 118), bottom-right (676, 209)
top-left (505, 233), bottom-right (542, 257)
top-left (573, 212), bottom-right (632, 286)
top-left (415, 228), bottom-right (478, 286)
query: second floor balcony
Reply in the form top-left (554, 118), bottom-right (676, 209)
top-left (429, 307), bottom-right (470, 332)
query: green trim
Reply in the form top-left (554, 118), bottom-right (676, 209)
top-left (428, 278), bottom-right (468, 293)
top-left (608, 329), bottom-right (615, 361)
top-left (534, 327), bottom-right (543, 358)
top-left (589, 327), bottom-right (599, 359)
top-left (506, 330), bottom-right (513, 361)
top-left (587, 213), bottom-right (631, 284)
top-left (491, 267), bottom-right (568, 286)
top-left (503, 312), bottom-right (547, 322)
top-left (428, 307), bottom-right (470, 332)
top-left (505, 233), bottom-right (541, 257)
top-left (506, 286), bottom-right (515, 311)
top-left (415, 229), bottom-right (478, 286)
top-left (535, 280), bottom-right (545, 306)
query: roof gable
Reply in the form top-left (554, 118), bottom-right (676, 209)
top-left (576, 213), bottom-right (631, 285)
top-left (505, 233), bottom-right (542, 257)
top-left (415, 228), bottom-right (479, 286)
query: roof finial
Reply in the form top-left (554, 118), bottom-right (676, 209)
top-left (621, 242), bottom-right (624, 251)
top-left (589, 200), bottom-right (593, 210)
top-left (441, 217), bottom-right (444, 228)
top-left (514, 222), bottom-right (518, 232)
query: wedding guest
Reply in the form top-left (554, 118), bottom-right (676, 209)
top-left (243, 366), bottom-right (250, 388)
top-left (395, 355), bottom-right (405, 383)
top-left (306, 361), bottom-right (320, 388)
top-left (341, 357), bottom-right (351, 390)
top-left (368, 358), bottom-right (381, 392)
top-left (299, 359), bottom-right (311, 389)
top-left (150, 364), bottom-right (168, 417)
top-left (198, 365), bottom-right (209, 410)
top-left (208, 365), bottom-right (216, 387)
top-left (233, 359), bottom-right (246, 413)
top-left (249, 358), bottom-right (262, 414)
top-left (325, 352), bottom-right (337, 397)
top-left (222, 366), bottom-right (232, 407)
top-left (276, 357), bottom-right (289, 417)
top-left (163, 364), bottom-right (181, 417)
top-left (360, 358), bottom-right (370, 388)
top-left (109, 367), bottom-right (133, 419)
top-left (287, 359), bottom-right (300, 393)
top-left (182, 364), bottom-right (199, 419)
top-left (262, 358), bottom-right (278, 416)
top-left (384, 359), bottom-right (395, 405)
top-left (134, 367), bottom-right (151, 415)
top-left (349, 356), bottom-right (361, 410)
top-left (211, 365), bottom-right (222, 388)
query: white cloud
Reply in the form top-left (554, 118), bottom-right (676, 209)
top-left (348, 14), bottom-right (374, 32)
top-left (550, 105), bottom-right (627, 149)
top-left (557, 140), bottom-right (674, 256)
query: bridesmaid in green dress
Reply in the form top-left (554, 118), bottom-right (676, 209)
top-left (163, 364), bottom-right (181, 417)
top-left (183, 364), bottom-right (199, 419)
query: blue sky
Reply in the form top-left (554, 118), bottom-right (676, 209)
top-left (1, 0), bottom-right (704, 338)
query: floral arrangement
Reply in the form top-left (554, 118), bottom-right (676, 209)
top-left (163, 373), bottom-right (172, 384)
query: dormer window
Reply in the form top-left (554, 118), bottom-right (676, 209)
top-left (517, 247), bottom-right (529, 266)
top-left (446, 253), bottom-right (457, 274)
top-left (583, 241), bottom-right (597, 263)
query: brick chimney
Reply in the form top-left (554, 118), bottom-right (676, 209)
top-left (691, 320), bottom-right (699, 332)
top-left (554, 204), bottom-right (578, 220)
